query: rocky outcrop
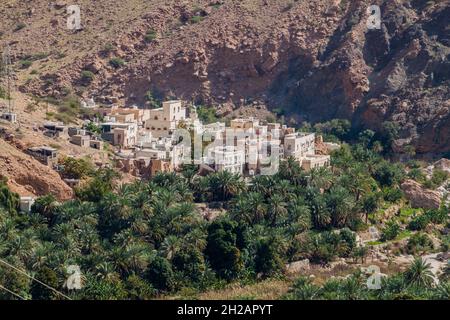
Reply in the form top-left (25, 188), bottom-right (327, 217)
top-left (0, 139), bottom-right (73, 201)
top-left (401, 179), bottom-right (441, 209)
top-left (286, 259), bottom-right (310, 275)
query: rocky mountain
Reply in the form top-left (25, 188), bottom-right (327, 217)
top-left (1, 0), bottom-right (448, 154)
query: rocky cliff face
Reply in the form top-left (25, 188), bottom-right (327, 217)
top-left (0, 139), bottom-right (73, 201)
top-left (1, 0), bottom-right (448, 154)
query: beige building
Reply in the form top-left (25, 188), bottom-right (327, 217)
top-left (284, 132), bottom-right (316, 159)
top-left (145, 100), bottom-right (187, 138)
top-left (300, 155), bottom-right (331, 171)
top-left (98, 106), bottom-right (150, 124)
top-left (101, 122), bottom-right (138, 148)
top-left (70, 134), bottom-right (90, 147)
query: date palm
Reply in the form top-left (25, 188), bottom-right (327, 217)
top-left (404, 257), bottom-right (435, 288)
top-left (309, 167), bottom-right (334, 190)
top-left (267, 194), bottom-right (288, 226)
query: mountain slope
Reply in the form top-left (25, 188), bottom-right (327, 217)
top-left (0, 0), bottom-right (448, 153)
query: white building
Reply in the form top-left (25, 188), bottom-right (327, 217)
top-left (284, 132), bottom-right (316, 159)
top-left (20, 196), bottom-right (35, 213)
top-left (135, 137), bottom-right (188, 169)
top-left (206, 146), bottom-right (245, 174)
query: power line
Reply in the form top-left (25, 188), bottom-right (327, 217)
top-left (0, 283), bottom-right (27, 300)
top-left (0, 258), bottom-right (72, 300)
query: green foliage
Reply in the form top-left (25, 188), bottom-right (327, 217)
top-left (406, 233), bottom-right (434, 254)
top-left (144, 29), bottom-right (158, 42)
top-left (205, 219), bottom-right (243, 280)
top-left (144, 90), bottom-right (162, 109)
top-left (0, 86), bottom-right (7, 99)
top-left (146, 256), bottom-right (176, 292)
top-left (0, 134), bottom-right (445, 300)
top-left (313, 119), bottom-right (351, 141)
top-left (84, 121), bottom-right (101, 134)
top-left (75, 168), bottom-right (119, 202)
top-left (190, 15), bottom-right (204, 24)
top-left (59, 157), bottom-right (95, 179)
top-left (254, 236), bottom-right (286, 277)
top-left (373, 161), bottom-right (405, 187)
top-left (284, 259), bottom-right (448, 300)
top-left (0, 179), bottom-right (20, 213)
top-left (196, 106), bottom-right (218, 124)
top-left (381, 220), bottom-right (400, 241)
top-left (423, 169), bottom-right (449, 190)
top-left (19, 59), bottom-right (32, 69)
top-left (382, 187), bottom-right (403, 203)
top-left (408, 214), bottom-right (430, 231)
top-left (30, 267), bottom-right (59, 300)
top-left (80, 70), bottom-right (95, 84)
top-left (109, 57), bottom-right (125, 69)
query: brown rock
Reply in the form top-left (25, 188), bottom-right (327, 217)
top-left (401, 179), bottom-right (442, 209)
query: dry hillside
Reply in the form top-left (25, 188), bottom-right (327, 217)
top-left (0, 0), bottom-right (449, 154)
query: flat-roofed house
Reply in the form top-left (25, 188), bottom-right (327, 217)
top-left (27, 146), bottom-right (58, 165)
top-left (100, 122), bottom-right (137, 148)
top-left (284, 132), bottom-right (316, 160)
top-left (145, 100), bottom-right (187, 138)
top-left (70, 134), bottom-right (90, 147)
top-left (207, 146), bottom-right (245, 174)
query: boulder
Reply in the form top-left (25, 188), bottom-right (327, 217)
top-left (285, 259), bottom-right (310, 274)
top-left (401, 179), bottom-right (441, 209)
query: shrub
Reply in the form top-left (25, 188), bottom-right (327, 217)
top-left (197, 106), bottom-right (218, 124)
top-left (0, 86), bottom-right (7, 99)
top-left (144, 30), bottom-right (158, 42)
top-left (19, 59), bottom-right (32, 69)
top-left (381, 221), bottom-right (400, 241)
top-left (205, 219), bottom-right (243, 280)
top-left (80, 70), bottom-right (95, 83)
top-left (406, 233), bottom-right (434, 254)
top-left (373, 161), bottom-right (405, 187)
top-left (408, 214), bottom-right (430, 231)
top-left (14, 23), bottom-right (26, 31)
top-left (382, 187), bottom-right (403, 203)
top-left (59, 156), bottom-right (95, 180)
top-left (145, 256), bottom-right (176, 292)
top-left (190, 16), bottom-right (204, 24)
top-left (109, 57), bottom-right (125, 69)
top-left (144, 90), bottom-right (162, 109)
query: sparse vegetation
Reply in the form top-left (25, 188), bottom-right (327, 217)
top-left (109, 57), bottom-right (125, 69)
top-left (190, 15), bottom-right (204, 24)
top-left (19, 59), bottom-right (33, 69)
top-left (144, 29), bottom-right (158, 42)
top-left (80, 70), bottom-right (95, 84)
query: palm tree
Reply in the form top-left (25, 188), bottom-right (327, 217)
top-left (278, 157), bottom-right (303, 183)
top-left (326, 186), bottom-right (356, 228)
top-left (267, 194), bottom-right (288, 226)
top-left (160, 235), bottom-right (182, 260)
top-left (95, 261), bottom-right (119, 281)
top-left (251, 175), bottom-right (276, 197)
top-left (208, 171), bottom-right (245, 201)
top-left (404, 257), bottom-right (435, 288)
top-left (309, 167), bottom-right (333, 190)
top-left (306, 187), bottom-right (331, 230)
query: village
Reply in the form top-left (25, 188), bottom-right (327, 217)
top-left (1, 99), bottom-right (337, 211)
